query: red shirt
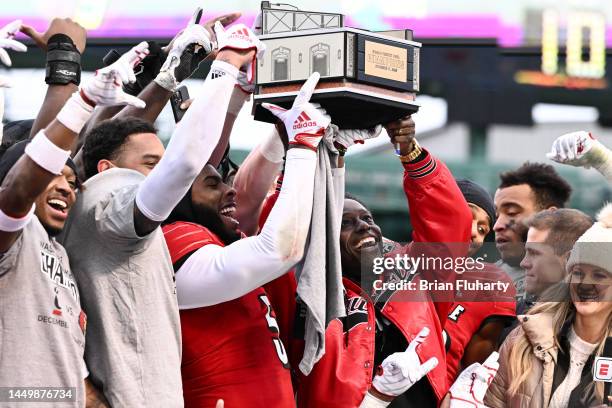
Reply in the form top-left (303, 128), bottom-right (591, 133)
top-left (163, 221), bottom-right (295, 408)
top-left (443, 263), bottom-right (516, 384)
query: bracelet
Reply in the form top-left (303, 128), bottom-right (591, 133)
top-left (45, 34), bottom-right (81, 86)
top-left (397, 140), bottom-right (422, 163)
top-left (25, 131), bottom-right (71, 175)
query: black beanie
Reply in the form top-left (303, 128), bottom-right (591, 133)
top-left (0, 140), bottom-right (80, 187)
top-left (456, 179), bottom-right (496, 228)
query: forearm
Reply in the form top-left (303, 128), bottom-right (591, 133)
top-left (29, 84), bottom-right (77, 142)
top-left (135, 61), bottom-right (238, 227)
top-left (209, 86), bottom-right (250, 167)
top-left (114, 81), bottom-right (172, 123)
top-left (234, 146), bottom-right (283, 236)
top-left (2, 119), bottom-right (78, 215)
top-left (587, 141), bottom-right (612, 182)
top-left (177, 148), bottom-right (316, 308)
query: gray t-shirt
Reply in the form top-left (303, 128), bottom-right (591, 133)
top-left (60, 168), bottom-right (182, 407)
top-left (496, 260), bottom-right (525, 301)
top-left (0, 217), bottom-right (86, 407)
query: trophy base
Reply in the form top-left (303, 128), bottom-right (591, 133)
top-left (253, 81), bottom-right (419, 129)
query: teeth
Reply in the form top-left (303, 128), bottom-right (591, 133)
top-left (357, 237), bottom-right (375, 248)
top-left (220, 206), bottom-right (236, 215)
top-left (48, 199), bottom-right (67, 210)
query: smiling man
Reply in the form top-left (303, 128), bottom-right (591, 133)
top-left (519, 208), bottom-right (592, 312)
top-left (60, 28), bottom-right (263, 406)
top-left (161, 73), bottom-right (328, 407)
top-left (493, 162), bottom-right (571, 300)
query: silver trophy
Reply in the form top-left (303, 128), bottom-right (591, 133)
top-left (253, 2), bottom-right (420, 128)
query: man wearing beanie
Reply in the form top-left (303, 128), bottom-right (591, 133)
top-left (443, 179), bottom-right (516, 385)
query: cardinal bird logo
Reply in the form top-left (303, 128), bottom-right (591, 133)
top-left (52, 287), bottom-right (62, 316)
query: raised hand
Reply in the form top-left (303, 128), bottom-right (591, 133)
top-left (449, 352), bottom-right (499, 408)
top-left (20, 17), bottom-right (86, 53)
top-left (547, 131), bottom-right (602, 167)
top-left (155, 8), bottom-right (214, 92)
top-left (81, 42), bottom-right (149, 108)
top-left (0, 20), bottom-right (26, 67)
top-left (235, 12), bottom-right (263, 93)
top-left (262, 72), bottom-right (331, 151)
top-left (214, 22), bottom-right (266, 83)
top-left (334, 126), bottom-right (383, 150)
top-left (371, 327), bottom-right (439, 398)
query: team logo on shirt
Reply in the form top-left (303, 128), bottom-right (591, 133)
top-left (39, 243), bottom-right (78, 302)
top-left (340, 295), bottom-right (369, 332)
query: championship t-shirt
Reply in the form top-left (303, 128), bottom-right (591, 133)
top-left (60, 168), bottom-right (182, 407)
top-left (0, 217), bottom-right (86, 407)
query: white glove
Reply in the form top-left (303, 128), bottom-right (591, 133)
top-left (449, 352), bottom-right (499, 408)
top-left (262, 72), bottom-right (331, 151)
top-left (235, 12), bottom-right (263, 94)
top-left (0, 20), bottom-right (26, 67)
top-left (547, 130), bottom-right (612, 180)
top-left (0, 20), bottom-right (27, 88)
top-left (371, 327), bottom-right (439, 398)
top-left (334, 126), bottom-right (383, 149)
top-left (214, 22), bottom-right (266, 84)
top-left (156, 13), bottom-right (213, 92)
top-left (81, 41), bottom-right (149, 108)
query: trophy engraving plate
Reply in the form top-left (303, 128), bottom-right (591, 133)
top-left (253, 24), bottom-right (421, 128)
top-left (364, 41), bottom-right (408, 83)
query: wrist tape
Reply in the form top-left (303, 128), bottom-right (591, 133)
top-left (25, 130), bottom-right (71, 175)
top-left (45, 33), bottom-right (81, 86)
top-left (56, 91), bottom-right (94, 134)
top-left (0, 204), bottom-right (35, 232)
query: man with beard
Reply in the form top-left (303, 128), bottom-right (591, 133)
top-left (61, 24), bottom-right (264, 407)
top-left (493, 162), bottom-right (571, 300)
top-left (0, 21), bottom-right (140, 406)
top-left (161, 73), bottom-right (329, 407)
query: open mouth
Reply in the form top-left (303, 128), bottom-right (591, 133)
top-left (355, 236), bottom-right (378, 249)
top-left (47, 198), bottom-right (69, 218)
top-left (219, 204), bottom-right (239, 227)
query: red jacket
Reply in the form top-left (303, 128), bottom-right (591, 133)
top-left (265, 151), bottom-right (472, 407)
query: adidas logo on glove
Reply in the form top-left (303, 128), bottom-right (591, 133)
top-left (293, 112), bottom-right (318, 130)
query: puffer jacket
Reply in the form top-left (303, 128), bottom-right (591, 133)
top-left (485, 312), bottom-right (601, 408)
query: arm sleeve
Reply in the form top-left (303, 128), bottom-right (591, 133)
top-left (176, 147), bottom-right (316, 308)
top-left (135, 61), bottom-right (238, 222)
top-left (402, 150), bottom-right (472, 326)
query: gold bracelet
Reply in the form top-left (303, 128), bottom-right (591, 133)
top-left (397, 140), bottom-right (422, 163)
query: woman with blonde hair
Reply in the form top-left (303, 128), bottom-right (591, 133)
top-left (485, 203), bottom-right (612, 408)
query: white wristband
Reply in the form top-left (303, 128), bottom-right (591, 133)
top-left (0, 204), bottom-right (35, 232)
top-left (56, 91), bottom-right (94, 134)
top-left (359, 391), bottom-right (391, 408)
top-left (25, 131), bottom-right (71, 175)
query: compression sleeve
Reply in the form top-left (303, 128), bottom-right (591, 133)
top-left (175, 147), bottom-right (316, 309)
top-left (135, 61), bottom-right (238, 222)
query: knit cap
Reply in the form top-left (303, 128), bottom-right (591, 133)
top-left (566, 202), bottom-right (612, 273)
